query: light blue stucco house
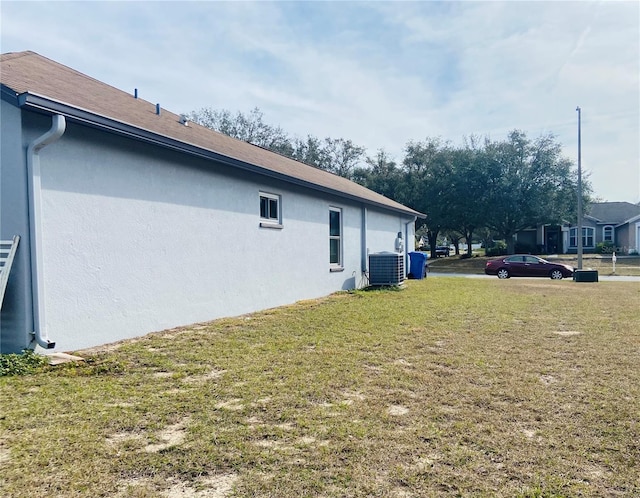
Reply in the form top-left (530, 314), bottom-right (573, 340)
top-left (570, 202), bottom-right (640, 254)
top-left (0, 51), bottom-right (422, 354)
top-left (515, 202), bottom-right (640, 255)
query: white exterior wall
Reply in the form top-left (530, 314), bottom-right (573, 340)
top-left (31, 122), bottom-right (413, 351)
top-left (366, 209), bottom-right (408, 252)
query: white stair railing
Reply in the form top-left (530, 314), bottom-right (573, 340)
top-left (0, 235), bottom-right (20, 309)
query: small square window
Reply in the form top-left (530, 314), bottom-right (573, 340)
top-left (259, 192), bottom-right (282, 227)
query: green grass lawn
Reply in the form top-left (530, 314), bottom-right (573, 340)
top-left (1, 278), bottom-right (639, 497)
top-left (428, 254), bottom-right (640, 276)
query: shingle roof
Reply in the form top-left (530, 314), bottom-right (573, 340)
top-left (1, 51), bottom-right (421, 217)
top-left (588, 202), bottom-right (640, 224)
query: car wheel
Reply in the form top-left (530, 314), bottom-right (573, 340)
top-left (497, 268), bottom-right (509, 279)
top-left (550, 269), bottom-right (564, 280)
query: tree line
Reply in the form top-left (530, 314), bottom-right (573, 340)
top-left (188, 107), bottom-right (591, 257)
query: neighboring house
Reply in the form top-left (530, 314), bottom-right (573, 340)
top-left (514, 224), bottom-right (570, 255)
top-left (515, 202), bottom-right (640, 255)
top-left (0, 51), bottom-right (422, 354)
top-left (568, 202), bottom-right (640, 255)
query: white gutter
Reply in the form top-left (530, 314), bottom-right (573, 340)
top-left (16, 93), bottom-right (425, 219)
top-left (26, 114), bottom-right (66, 349)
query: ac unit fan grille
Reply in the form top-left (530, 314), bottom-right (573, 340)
top-left (368, 253), bottom-right (404, 286)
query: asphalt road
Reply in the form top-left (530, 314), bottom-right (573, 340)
top-left (427, 272), bottom-right (640, 282)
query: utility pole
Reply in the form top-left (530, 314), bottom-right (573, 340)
top-left (576, 106), bottom-right (583, 270)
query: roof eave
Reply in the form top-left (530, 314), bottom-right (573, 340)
top-left (617, 214), bottom-right (640, 227)
top-left (14, 91), bottom-right (423, 218)
top-left (1, 84), bottom-right (20, 105)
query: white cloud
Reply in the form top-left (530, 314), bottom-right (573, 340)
top-left (1, 0), bottom-right (638, 202)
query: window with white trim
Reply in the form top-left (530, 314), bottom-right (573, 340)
top-left (603, 226), bottom-right (614, 243)
top-left (569, 227), bottom-right (595, 248)
top-left (329, 207), bottom-right (342, 267)
top-left (259, 192), bottom-right (282, 227)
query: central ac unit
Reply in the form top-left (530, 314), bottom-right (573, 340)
top-left (368, 252), bottom-right (404, 286)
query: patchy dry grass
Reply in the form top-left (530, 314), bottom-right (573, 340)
top-left (1, 279), bottom-right (639, 497)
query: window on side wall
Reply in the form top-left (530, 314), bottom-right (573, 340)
top-left (329, 207), bottom-right (342, 268)
top-left (259, 192), bottom-right (282, 228)
top-left (603, 226), bottom-right (614, 243)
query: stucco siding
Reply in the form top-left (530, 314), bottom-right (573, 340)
top-left (616, 224), bottom-right (630, 250)
top-left (365, 209), bottom-right (407, 253)
top-left (28, 121), bottom-right (411, 351)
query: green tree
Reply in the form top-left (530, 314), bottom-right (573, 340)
top-left (483, 130), bottom-right (587, 254)
top-left (445, 144), bottom-right (489, 256)
top-left (189, 107), bottom-right (367, 179)
top-left (187, 107), bottom-right (294, 157)
top-left (352, 150), bottom-right (403, 200)
top-left (321, 138), bottom-right (366, 179)
top-left (401, 138), bottom-right (455, 259)
top-left (291, 135), bottom-right (328, 169)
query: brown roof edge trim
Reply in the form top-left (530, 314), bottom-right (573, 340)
top-left (16, 92), bottom-right (424, 218)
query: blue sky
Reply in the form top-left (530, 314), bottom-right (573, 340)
top-left (2, 1), bottom-right (638, 203)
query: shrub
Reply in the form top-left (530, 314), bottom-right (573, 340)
top-left (486, 241), bottom-right (507, 257)
top-left (595, 241), bottom-right (615, 254)
top-left (54, 356), bottom-right (125, 377)
top-left (0, 349), bottom-right (49, 376)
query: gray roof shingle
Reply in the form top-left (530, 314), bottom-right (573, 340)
top-left (588, 202), bottom-right (640, 224)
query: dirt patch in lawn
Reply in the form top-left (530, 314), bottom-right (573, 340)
top-left (144, 418), bottom-right (190, 453)
top-left (115, 474), bottom-right (239, 498)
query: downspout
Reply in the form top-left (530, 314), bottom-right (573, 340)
top-left (361, 206), bottom-right (368, 273)
top-left (26, 114), bottom-right (66, 349)
top-left (360, 206), bottom-right (368, 288)
top-left (404, 217), bottom-right (417, 276)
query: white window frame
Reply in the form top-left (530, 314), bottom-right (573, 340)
top-left (603, 225), bottom-right (614, 243)
top-left (329, 207), bottom-right (343, 269)
top-left (259, 191), bottom-right (282, 228)
top-left (569, 227), bottom-right (595, 248)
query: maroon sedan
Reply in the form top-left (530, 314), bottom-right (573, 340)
top-left (485, 255), bottom-right (574, 280)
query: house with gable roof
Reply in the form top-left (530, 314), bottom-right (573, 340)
top-left (0, 51), bottom-right (422, 354)
top-left (568, 202), bottom-right (640, 254)
top-left (515, 201), bottom-right (640, 255)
